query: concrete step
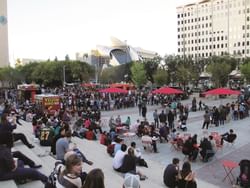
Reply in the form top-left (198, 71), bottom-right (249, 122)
top-left (0, 180), bottom-right (18, 188)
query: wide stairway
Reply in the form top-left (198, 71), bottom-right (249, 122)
top-left (0, 120), bottom-right (220, 188)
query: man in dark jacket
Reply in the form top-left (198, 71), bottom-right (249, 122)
top-left (163, 158), bottom-right (180, 188)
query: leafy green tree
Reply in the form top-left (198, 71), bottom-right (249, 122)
top-left (241, 62), bottom-right (250, 83)
top-left (176, 65), bottom-right (191, 89)
top-left (65, 54), bottom-right (70, 61)
top-left (153, 68), bottom-right (169, 86)
top-left (0, 66), bottom-right (22, 88)
top-left (206, 62), bottom-right (231, 87)
top-left (143, 57), bottom-right (160, 83)
top-left (130, 62), bottom-right (147, 86)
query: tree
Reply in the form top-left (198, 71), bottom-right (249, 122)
top-left (143, 57), bottom-right (160, 83)
top-left (241, 62), bottom-right (250, 83)
top-left (206, 62), bottom-right (231, 87)
top-left (65, 54), bottom-right (70, 61)
top-left (0, 66), bottom-right (22, 88)
top-left (176, 65), bottom-right (191, 89)
top-left (130, 62), bottom-right (147, 87)
top-left (153, 68), bottom-right (169, 86)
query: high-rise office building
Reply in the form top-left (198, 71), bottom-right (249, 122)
top-left (177, 0), bottom-right (250, 60)
top-left (0, 0), bottom-right (9, 67)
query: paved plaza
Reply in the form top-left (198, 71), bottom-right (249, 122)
top-left (11, 94), bottom-right (250, 188)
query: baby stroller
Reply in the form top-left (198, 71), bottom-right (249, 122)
top-left (236, 159), bottom-right (250, 188)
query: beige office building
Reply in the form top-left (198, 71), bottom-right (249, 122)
top-left (0, 0), bottom-right (9, 67)
top-left (177, 0), bottom-right (250, 60)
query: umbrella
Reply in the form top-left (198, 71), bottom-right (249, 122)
top-left (99, 87), bottom-right (128, 94)
top-left (152, 87), bottom-right (183, 94)
top-left (203, 88), bottom-right (241, 95)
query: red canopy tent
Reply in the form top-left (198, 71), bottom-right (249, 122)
top-left (81, 83), bottom-right (98, 88)
top-left (202, 88), bottom-right (241, 95)
top-left (109, 83), bottom-right (135, 90)
top-left (99, 87), bottom-right (128, 94)
top-left (152, 87), bottom-right (183, 94)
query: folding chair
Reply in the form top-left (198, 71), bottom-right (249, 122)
top-left (170, 140), bottom-right (179, 151)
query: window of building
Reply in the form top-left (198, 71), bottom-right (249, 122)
top-left (217, 44), bottom-right (220, 48)
top-left (238, 42), bottom-right (241, 46)
top-left (242, 42), bottom-right (245, 46)
top-left (247, 49), bottom-right (249, 54)
top-left (221, 36), bottom-right (224, 40)
top-left (247, 41), bottom-right (250, 46)
top-left (221, 44), bottom-right (224, 48)
top-left (178, 14), bottom-right (180, 18)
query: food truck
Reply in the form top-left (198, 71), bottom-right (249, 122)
top-left (17, 83), bottom-right (41, 103)
top-left (35, 94), bottom-right (60, 115)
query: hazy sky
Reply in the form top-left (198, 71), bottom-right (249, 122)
top-left (7, 0), bottom-right (194, 61)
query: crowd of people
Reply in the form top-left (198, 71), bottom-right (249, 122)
top-left (0, 86), bottom-right (249, 188)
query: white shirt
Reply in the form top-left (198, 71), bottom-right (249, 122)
top-left (112, 150), bottom-right (126, 169)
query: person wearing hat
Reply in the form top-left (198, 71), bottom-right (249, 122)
top-left (123, 173), bottom-right (140, 188)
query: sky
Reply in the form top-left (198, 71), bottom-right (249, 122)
top-left (7, 0), bottom-right (194, 61)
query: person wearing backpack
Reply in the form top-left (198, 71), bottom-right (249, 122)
top-left (57, 153), bottom-right (87, 188)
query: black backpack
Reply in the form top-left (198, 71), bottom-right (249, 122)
top-left (45, 161), bottom-right (63, 188)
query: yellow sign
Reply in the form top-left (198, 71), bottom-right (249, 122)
top-left (43, 97), bottom-right (60, 106)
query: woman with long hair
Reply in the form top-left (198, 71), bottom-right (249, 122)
top-left (83, 168), bottom-right (105, 188)
top-left (178, 162), bottom-right (197, 188)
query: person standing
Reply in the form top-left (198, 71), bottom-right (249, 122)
top-left (168, 110), bottom-right (175, 130)
top-left (202, 111), bottom-right (210, 129)
top-left (153, 110), bottom-right (159, 128)
top-left (138, 101), bottom-right (142, 116)
top-left (141, 104), bottom-right (147, 119)
top-left (163, 158), bottom-right (180, 188)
